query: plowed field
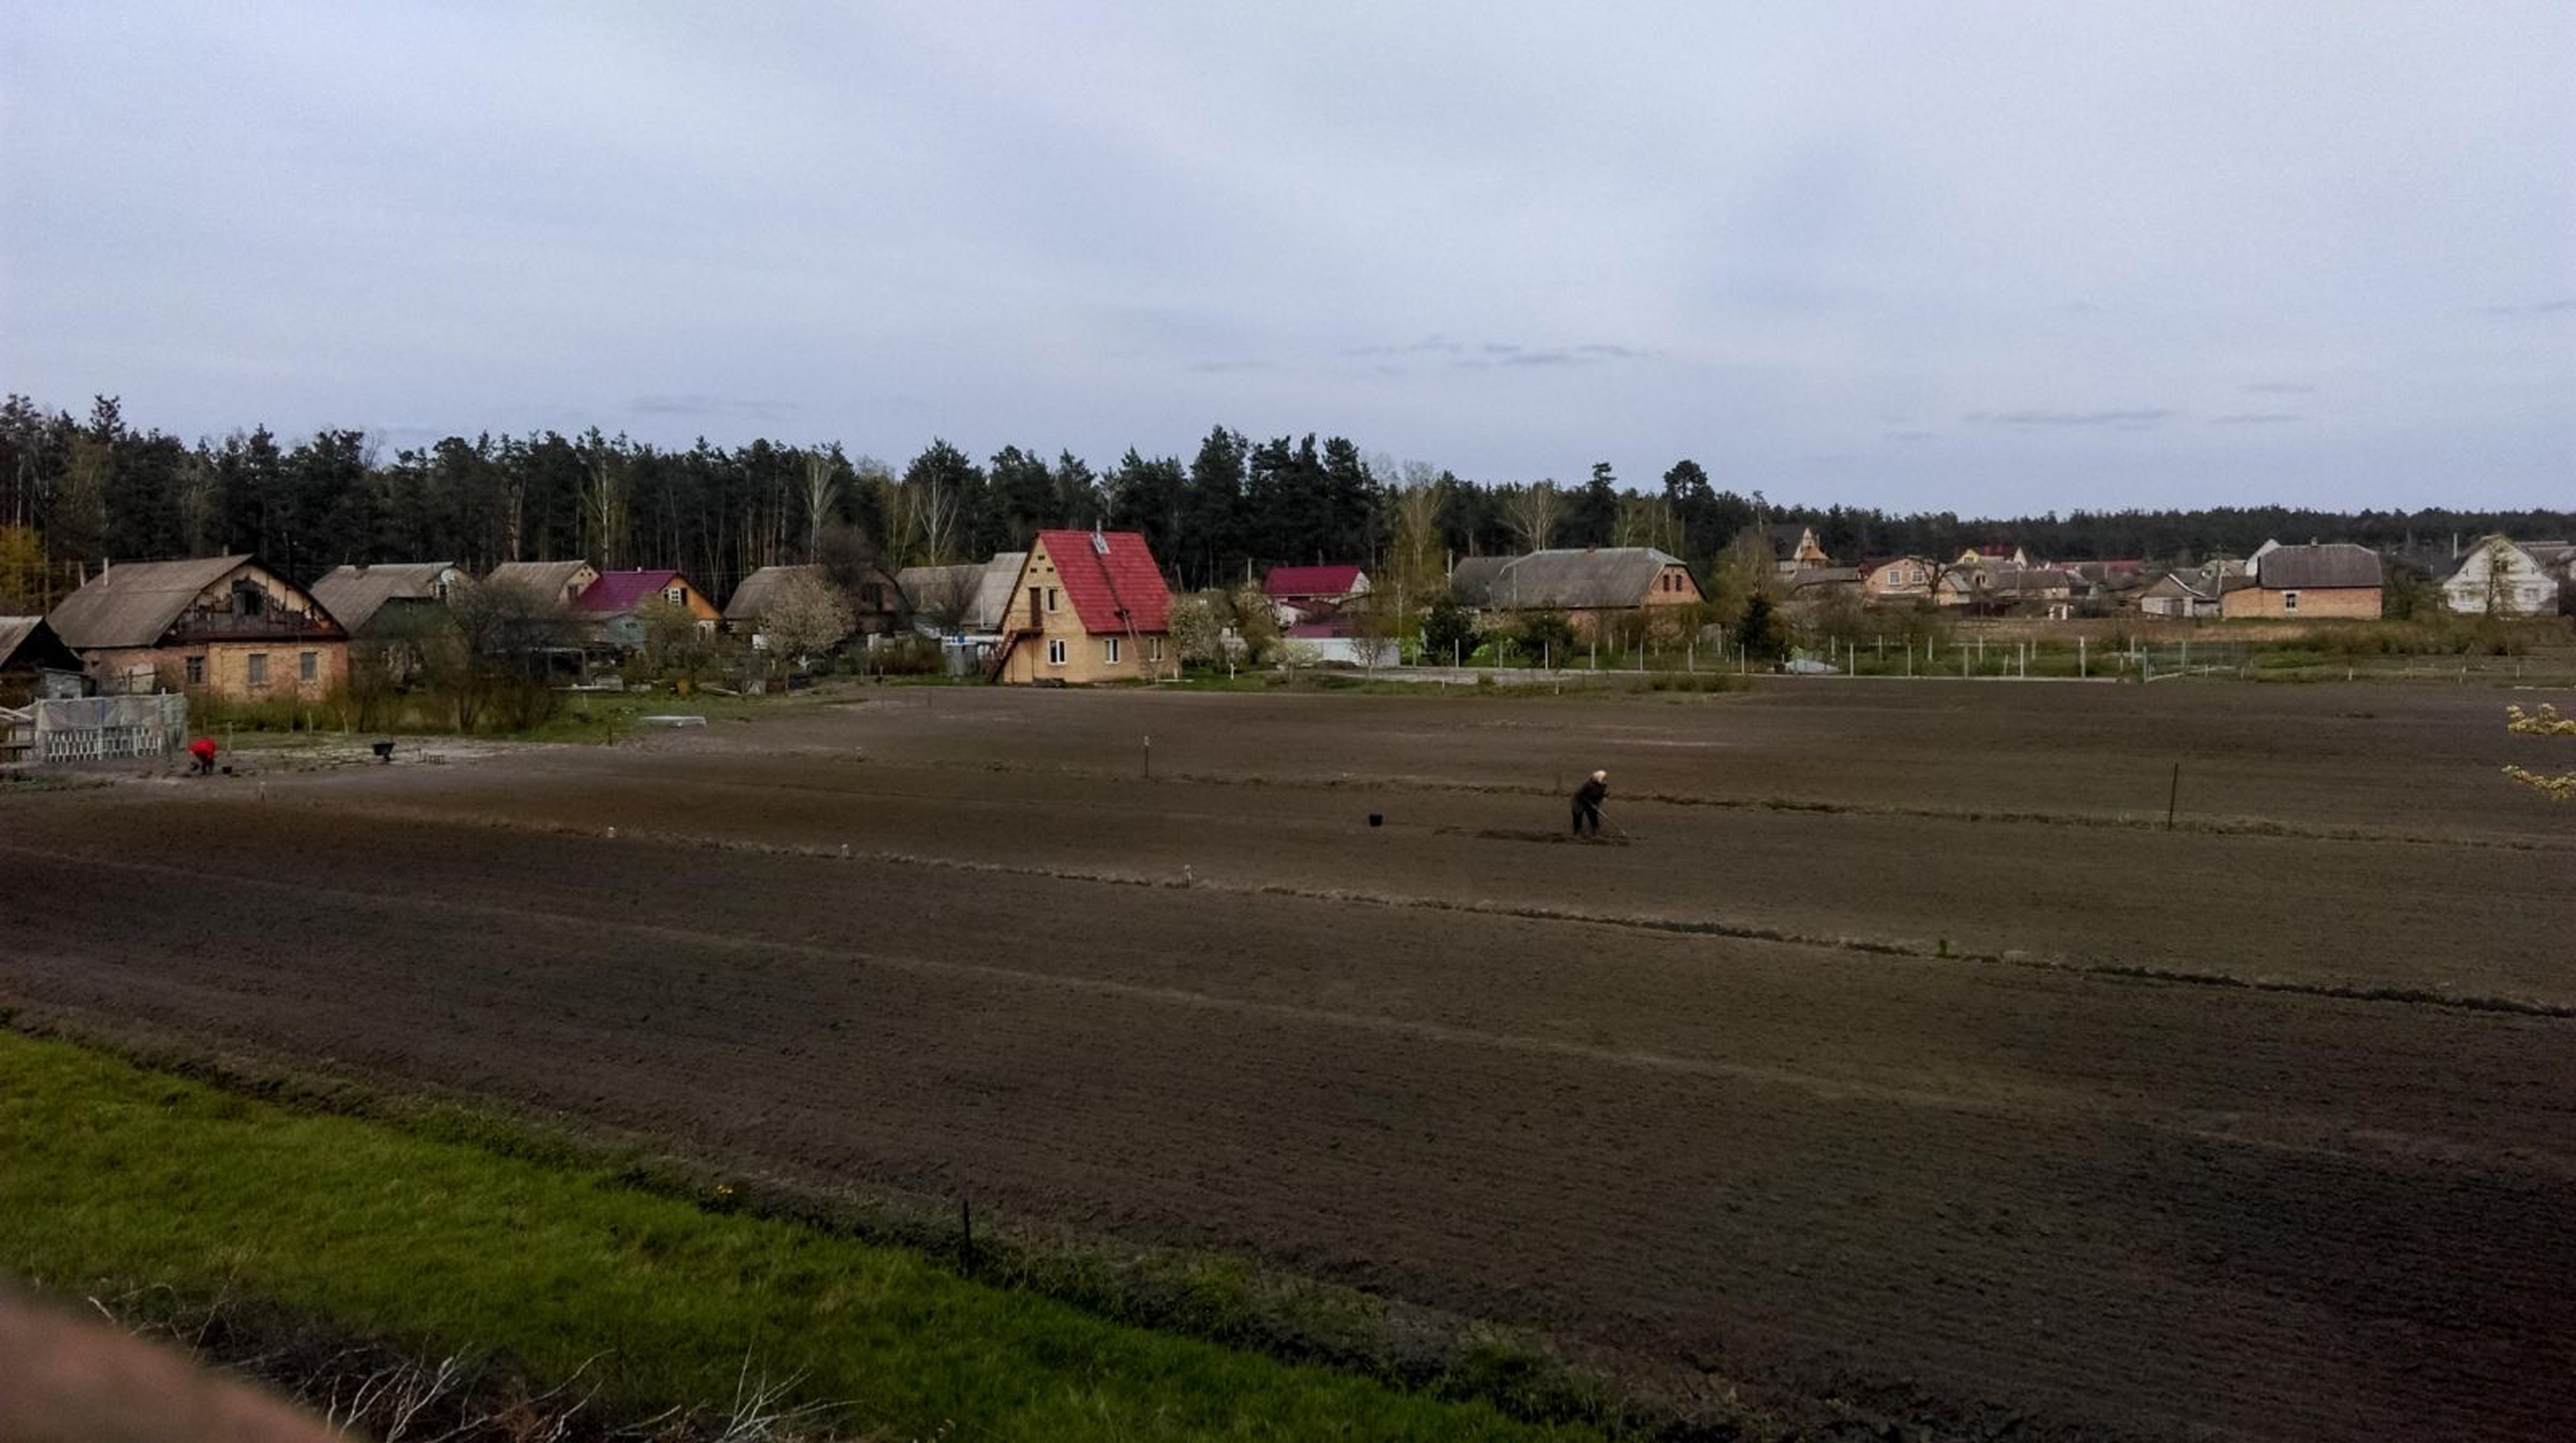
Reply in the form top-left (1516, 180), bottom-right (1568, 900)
top-left (5, 679), bottom-right (2571, 1440)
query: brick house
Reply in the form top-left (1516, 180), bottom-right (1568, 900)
top-left (47, 555), bottom-right (348, 700)
top-left (2221, 542), bottom-right (2383, 620)
top-left (1861, 557), bottom-right (1938, 604)
top-left (1449, 546), bottom-right (1703, 639)
top-left (993, 529), bottom-right (1177, 683)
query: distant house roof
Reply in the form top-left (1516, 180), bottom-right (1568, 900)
top-left (575, 569), bottom-right (687, 617)
top-left (2253, 544), bottom-right (2380, 590)
top-left (2141, 571), bottom-right (2210, 600)
top-left (1263, 564), bottom-right (1367, 598)
top-left (486, 559), bottom-right (594, 600)
top-left (1452, 547), bottom-right (1689, 610)
top-left (1989, 568), bottom-right (2079, 594)
top-left (1765, 523), bottom-right (1813, 558)
top-left (1786, 566), bottom-right (1861, 591)
top-left (724, 564), bottom-right (822, 623)
top-left (310, 562), bottom-right (456, 635)
top-left (48, 555), bottom-right (256, 650)
top-left (1032, 529), bottom-right (1170, 635)
top-left (971, 553), bottom-right (1027, 631)
top-left (0, 616), bottom-right (82, 672)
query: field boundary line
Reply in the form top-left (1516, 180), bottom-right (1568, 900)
top-left (17, 814), bottom-right (2567, 1024)
top-left (864, 758), bottom-right (2576, 855)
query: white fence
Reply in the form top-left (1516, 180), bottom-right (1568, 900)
top-left (12, 693), bottom-right (188, 765)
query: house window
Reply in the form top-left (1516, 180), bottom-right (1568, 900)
top-left (232, 580), bottom-right (265, 618)
top-left (299, 651), bottom-right (317, 682)
top-left (1029, 586), bottom-right (1043, 623)
top-left (1104, 636), bottom-right (1122, 664)
top-left (2282, 590), bottom-right (2300, 613)
top-left (1046, 588), bottom-right (1060, 613)
top-left (184, 656), bottom-right (205, 687)
top-left (1046, 638), bottom-right (1066, 666)
top-left (664, 586), bottom-right (685, 606)
top-left (1149, 636), bottom-right (1163, 662)
top-left (247, 653), bottom-right (269, 686)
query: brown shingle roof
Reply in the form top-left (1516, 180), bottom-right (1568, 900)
top-left (1451, 548), bottom-right (1690, 610)
top-left (2256, 544), bottom-right (2380, 590)
top-left (310, 562), bottom-right (455, 635)
top-left (47, 555), bottom-right (253, 650)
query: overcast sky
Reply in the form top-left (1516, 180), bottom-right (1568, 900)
top-left (5, 3), bottom-right (2570, 513)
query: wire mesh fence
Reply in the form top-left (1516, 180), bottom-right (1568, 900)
top-left (22, 693), bottom-right (188, 763)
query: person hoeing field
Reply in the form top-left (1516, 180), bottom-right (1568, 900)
top-left (1571, 769), bottom-right (1608, 837)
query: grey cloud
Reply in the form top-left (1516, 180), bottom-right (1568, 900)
top-left (2483, 299), bottom-right (2576, 317)
top-left (632, 394), bottom-right (796, 419)
top-left (2210, 412), bottom-right (2301, 425)
top-left (1970, 410), bottom-right (2175, 430)
top-left (1188, 359), bottom-right (1275, 374)
top-left (2244, 381), bottom-right (2316, 394)
top-left (1884, 430), bottom-right (1939, 443)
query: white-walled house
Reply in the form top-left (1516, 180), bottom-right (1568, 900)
top-left (2441, 537), bottom-right (2564, 616)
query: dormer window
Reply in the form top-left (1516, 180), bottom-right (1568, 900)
top-left (232, 580), bottom-right (265, 618)
top-left (663, 585), bottom-right (685, 606)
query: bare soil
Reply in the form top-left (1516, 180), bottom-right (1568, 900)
top-left (5, 678), bottom-right (2571, 1441)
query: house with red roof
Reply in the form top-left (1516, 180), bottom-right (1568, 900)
top-left (1260, 563), bottom-right (1370, 625)
top-left (993, 528), bottom-right (1177, 683)
top-left (574, 568), bottom-right (721, 649)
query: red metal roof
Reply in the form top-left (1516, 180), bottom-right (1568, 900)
top-left (1262, 564), bottom-right (1365, 598)
top-left (1035, 530), bottom-right (1171, 635)
top-left (575, 569), bottom-right (685, 616)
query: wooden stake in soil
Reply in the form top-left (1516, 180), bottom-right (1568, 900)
top-left (2166, 763), bottom-right (2181, 831)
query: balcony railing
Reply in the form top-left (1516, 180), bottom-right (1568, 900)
top-left (166, 608), bottom-right (342, 642)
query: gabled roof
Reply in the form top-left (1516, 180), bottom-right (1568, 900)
top-left (724, 564), bottom-right (823, 622)
top-left (1451, 547), bottom-right (1689, 610)
top-left (1786, 566), bottom-right (1860, 589)
top-left (2140, 571), bottom-right (2210, 600)
top-left (2253, 544), bottom-right (2380, 590)
top-left (1032, 529), bottom-right (1170, 635)
top-left (971, 553), bottom-right (1028, 631)
top-left (1989, 568), bottom-right (2079, 593)
top-left (0, 616), bottom-right (82, 671)
top-left (48, 555), bottom-right (255, 650)
top-left (310, 562), bottom-right (456, 635)
top-left (1766, 523), bottom-right (1815, 558)
top-left (486, 559), bottom-right (594, 599)
top-left (575, 569), bottom-right (687, 617)
top-left (1264, 564), bottom-right (1367, 598)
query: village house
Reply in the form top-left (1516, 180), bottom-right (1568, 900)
top-left (725, 563), bottom-right (902, 648)
top-left (1785, 566), bottom-right (1862, 600)
top-left (574, 569), bottom-right (721, 648)
top-left (46, 555), bottom-right (348, 700)
top-left (2221, 542), bottom-right (2382, 620)
top-left (1860, 557), bottom-right (1938, 604)
top-left (1985, 568), bottom-right (2080, 619)
top-left (310, 562), bottom-right (464, 637)
top-left (1450, 546), bottom-right (1703, 639)
top-left (2138, 571), bottom-right (2222, 620)
top-left (1768, 524), bottom-right (1831, 578)
top-left (2440, 536), bottom-right (2564, 616)
top-left (484, 559), bottom-right (600, 608)
top-left (897, 552), bottom-right (1025, 636)
top-left (1262, 564), bottom-right (1371, 626)
top-left (0, 615), bottom-right (86, 706)
top-left (992, 529), bottom-right (1177, 683)
top-left (1958, 544), bottom-right (2031, 569)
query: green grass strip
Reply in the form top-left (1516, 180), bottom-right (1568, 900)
top-left (0, 1033), bottom-right (1596, 1441)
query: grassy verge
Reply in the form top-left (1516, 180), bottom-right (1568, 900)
top-left (0, 1032), bottom-right (1600, 1442)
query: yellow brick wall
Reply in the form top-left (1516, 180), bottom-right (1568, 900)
top-left (2219, 587), bottom-right (2381, 620)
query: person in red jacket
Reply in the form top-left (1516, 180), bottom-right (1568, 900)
top-left (186, 736), bottom-right (218, 776)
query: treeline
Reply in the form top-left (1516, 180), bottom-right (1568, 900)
top-left (4, 394), bottom-right (2569, 612)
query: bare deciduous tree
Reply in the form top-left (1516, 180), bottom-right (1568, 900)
top-left (799, 448), bottom-right (844, 564)
top-left (1500, 481), bottom-right (1562, 554)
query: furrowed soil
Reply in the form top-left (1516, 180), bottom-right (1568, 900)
top-left (6, 678), bottom-right (2572, 1440)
